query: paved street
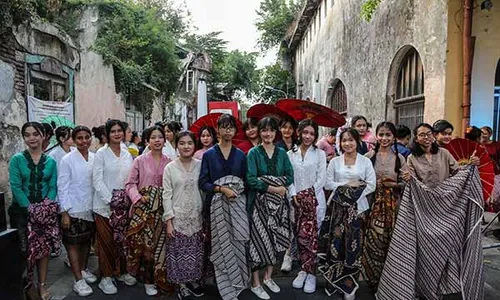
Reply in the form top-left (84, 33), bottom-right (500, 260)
top-left (47, 213), bottom-right (500, 300)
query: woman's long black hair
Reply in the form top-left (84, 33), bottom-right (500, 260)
top-left (370, 121), bottom-right (401, 177)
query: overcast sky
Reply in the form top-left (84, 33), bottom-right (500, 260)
top-left (175, 0), bottom-right (276, 68)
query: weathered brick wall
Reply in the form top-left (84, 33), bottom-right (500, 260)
top-left (0, 32), bottom-right (25, 97)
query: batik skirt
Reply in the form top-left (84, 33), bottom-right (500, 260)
top-left (166, 231), bottom-right (204, 284)
top-left (62, 217), bottom-right (95, 245)
top-left (295, 187), bottom-right (318, 273)
top-left (361, 186), bottom-right (400, 289)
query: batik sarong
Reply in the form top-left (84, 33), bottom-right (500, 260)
top-left (61, 217), bottom-right (95, 245)
top-left (166, 231), bottom-right (204, 284)
top-left (318, 185), bottom-right (366, 297)
top-left (27, 199), bottom-right (60, 284)
top-left (295, 187), bottom-right (318, 273)
top-left (109, 189), bottom-right (131, 258)
top-left (376, 166), bottom-right (484, 300)
top-left (211, 176), bottom-right (249, 300)
top-left (489, 174), bottom-right (500, 212)
top-left (361, 186), bottom-right (400, 289)
top-left (126, 186), bottom-right (172, 292)
top-left (249, 175), bottom-right (292, 268)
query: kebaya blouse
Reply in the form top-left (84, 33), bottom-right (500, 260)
top-left (93, 145), bottom-right (133, 218)
top-left (58, 150), bottom-right (95, 221)
top-left (407, 148), bottom-right (459, 188)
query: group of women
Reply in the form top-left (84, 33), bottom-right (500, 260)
top-left (8, 112), bottom-right (497, 300)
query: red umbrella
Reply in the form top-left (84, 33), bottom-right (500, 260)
top-left (189, 113), bottom-right (245, 145)
top-left (247, 104), bottom-right (291, 121)
top-left (445, 138), bottom-right (495, 206)
top-left (276, 98), bottom-right (346, 128)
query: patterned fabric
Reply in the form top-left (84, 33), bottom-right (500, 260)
top-left (249, 175), bottom-right (292, 268)
top-left (27, 199), bottom-right (60, 284)
top-left (126, 186), bottom-right (172, 292)
top-left (95, 214), bottom-right (127, 277)
top-left (166, 231), bottom-right (204, 284)
top-left (211, 176), bottom-right (249, 300)
top-left (61, 217), bottom-right (95, 245)
top-left (295, 187), bottom-right (318, 273)
top-left (361, 186), bottom-right (400, 289)
top-left (109, 189), bottom-right (131, 258)
top-left (489, 174), bottom-right (500, 212)
top-left (376, 166), bottom-right (484, 300)
top-left (23, 150), bottom-right (48, 205)
top-left (318, 185), bottom-right (366, 296)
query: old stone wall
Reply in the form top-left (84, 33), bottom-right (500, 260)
top-left (0, 32), bottom-right (28, 204)
top-left (292, 0), bottom-right (449, 126)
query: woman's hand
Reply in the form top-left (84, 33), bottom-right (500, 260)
top-left (61, 212), bottom-right (71, 230)
top-left (221, 187), bottom-right (237, 199)
top-left (140, 195), bottom-right (149, 204)
top-left (401, 170), bottom-right (411, 182)
top-left (166, 220), bottom-right (174, 238)
top-left (275, 186), bottom-right (287, 196)
top-left (470, 151), bottom-right (480, 166)
top-left (292, 196), bottom-right (300, 208)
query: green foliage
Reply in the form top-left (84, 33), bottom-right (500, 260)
top-left (0, 0), bottom-right (36, 33)
top-left (254, 63), bottom-right (295, 104)
top-left (255, 0), bottom-right (304, 52)
top-left (360, 0), bottom-right (382, 22)
top-left (221, 50), bottom-right (258, 100)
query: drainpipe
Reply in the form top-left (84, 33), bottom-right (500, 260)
top-left (462, 0), bottom-right (473, 135)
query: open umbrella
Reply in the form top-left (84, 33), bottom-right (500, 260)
top-left (445, 138), bottom-right (495, 205)
top-left (189, 113), bottom-right (245, 145)
top-left (247, 104), bottom-right (291, 121)
top-left (41, 115), bottom-right (75, 128)
top-left (276, 99), bottom-right (346, 128)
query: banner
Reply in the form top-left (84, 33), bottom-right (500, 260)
top-left (27, 96), bottom-right (74, 123)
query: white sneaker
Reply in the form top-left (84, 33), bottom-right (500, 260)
top-left (73, 279), bottom-right (93, 297)
top-left (145, 284), bottom-right (158, 296)
top-left (98, 277), bottom-right (117, 295)
top-left (263, 278), bottom-right (280, 293)
top-left (281, 254), bottom-right (292, 272)
top-left (344, 290), bottom-right (356, 300)
top-left (303, 274), bottom-right (316, 294)
top-left (81, 269), bottom-right (98, 284)
top-left (292, 271), bottom-right (308, 289)
top-left (117, 273), bottom-right (137, 286)
top-left (250, 285), bottom-right (270, 300)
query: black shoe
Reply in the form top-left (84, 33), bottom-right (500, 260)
top-left (186, 282), bottom-right (205, 297)
top-left (178, 286), bottom-right (196, 300)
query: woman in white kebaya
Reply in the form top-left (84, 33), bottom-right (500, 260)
top-left (287, 119), bottom-right (326, 294)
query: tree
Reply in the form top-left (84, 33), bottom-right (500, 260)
top-left (360, 0), bottom-right (382, 22)
top-left (255, 0), bottom-right (304, 52)
top-left (254, 62), bottom-right (295, 104)
top-left (221, 50), bottom-right (258, 100)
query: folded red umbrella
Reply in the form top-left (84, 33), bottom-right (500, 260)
top-left (276, 99), bottom-right (346, 128)
top-left (247, 104), bottom-right (292, 121)
top-left (189, 113), bottom-right (245, 145)
top-left (445, 138), bottom-right (495, 206)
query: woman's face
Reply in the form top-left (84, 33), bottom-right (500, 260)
top-left (416, 126), bottom-right (434, 148)
top-left (245, 124), bottom-right (258, 140)
top-left (100, 134), bottom-right (108, 144)
top-left (74, 131), bottom-right (92, 152)
top-left (178, 135), bottom-right (195, 158)
top-left (23, 126), bottom-right (44, 150)
top-left (125, 127), bottom-right (132, 142)
top-left (376, 126), bottom-right (394, 148)
top-left (353, 119), bottom-right (368, 136)
top-left (149, 129), bottom-right (165, 151)
top-left (109, 124), bottom-right (124, 145)
top-left (200, 129), bottom-right (214, 148)
top-left (165, 127), bottom-right (175, 143)
top-left (481, 128), bottom-right (492, 144)
top-left (280, 122), bottom-right (294, 139)
top-left (218, 125), bottom-right (236, 142)
top-left (260, 127), bottom-right (276, 145)
top-left (435, 128), bottom-right (453, 146)
top-left (300, 125), bottom-right (315, 147)
top-left (133, 135), bottom-right (141, 145)
top-left (340, 132), bottom-right (357, 154)
top-left (62, 134), bottom-right (74, 148)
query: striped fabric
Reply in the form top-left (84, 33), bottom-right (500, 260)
top-left (211, 175), bottom-right (250, 300)
top-left (249, 175), bottom-right (292, 268)
top-left (376, 166), bottom-right (484, 300)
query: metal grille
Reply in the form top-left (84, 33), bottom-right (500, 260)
top-left (331, 80), bottom-right (347, 114)
top-left (395, 48), bottom-right (425, 129)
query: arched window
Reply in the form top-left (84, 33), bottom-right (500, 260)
top-left (387, 46), bottom-right (425, 129)
top-left (327, 78), bottom-right (347, 115)
top-left (493, 59), bottom-right (500, 141)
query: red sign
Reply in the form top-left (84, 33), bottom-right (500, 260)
top-left (208, 101), bottom-right (239, 118)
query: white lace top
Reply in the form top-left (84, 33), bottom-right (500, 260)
top-left (162, 158), bottom-right (203, 236)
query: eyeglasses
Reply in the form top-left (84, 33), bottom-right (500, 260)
top-left (220, 127), bottom-right (235, 132)
top-left (417, 132), bottom-right (434, 139)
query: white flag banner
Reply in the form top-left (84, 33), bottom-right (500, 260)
top-left (27, 96), bottom-right (74, 123)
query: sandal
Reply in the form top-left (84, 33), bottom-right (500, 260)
top-left (38, 282), bottom-right (52, 300)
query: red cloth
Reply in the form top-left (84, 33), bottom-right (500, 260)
top-left (483, 141), bottom-right (500, 174)
top-left (236, 140), bottom-right (254, 155)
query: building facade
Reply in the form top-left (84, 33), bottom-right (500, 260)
top-left (287, 0), bottom-right (500, 138)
